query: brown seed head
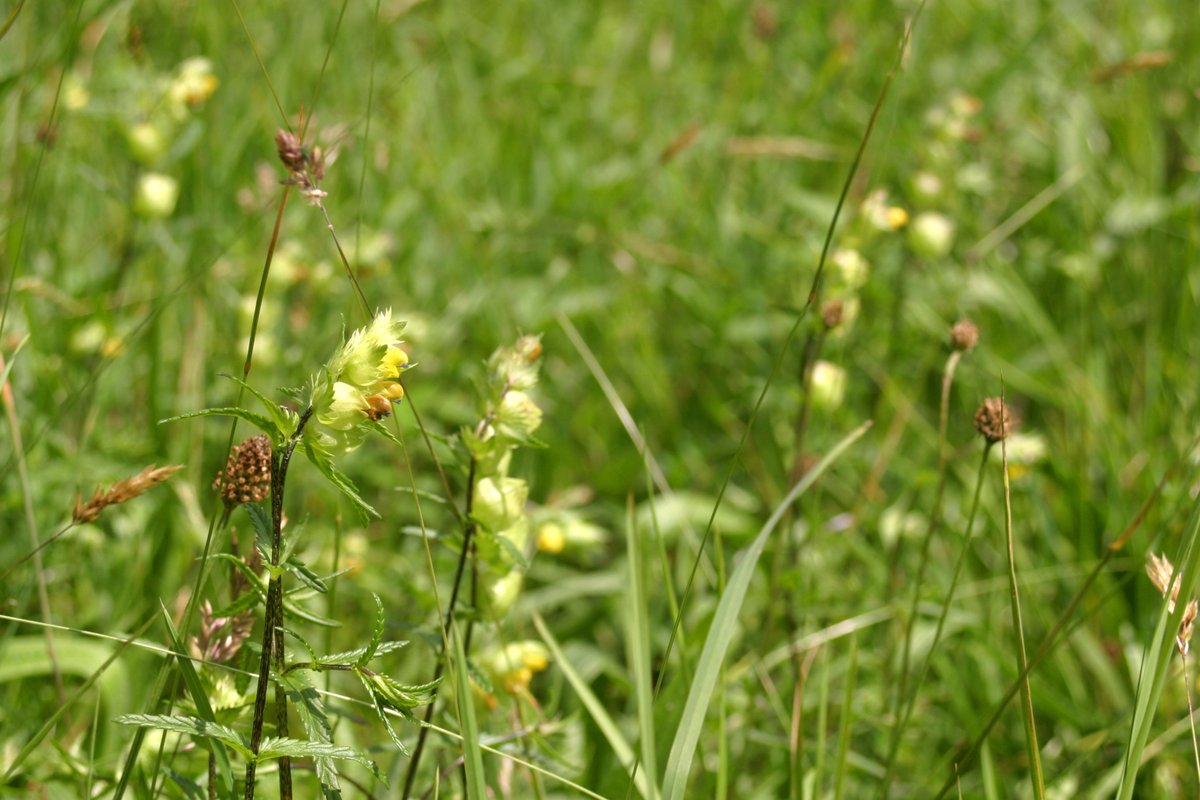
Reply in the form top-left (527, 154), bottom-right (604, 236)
top-left (74, 464), bottom-right (185, 524)
top-left (1146, 552), bottom-right (1198, 656)
top-left (973, 397), bottom-right (1014, 444)
top-left (275, 130), bottom-right (305, 173)
top-left (950, 319), bottom-right (979, 351)
top-left (821, 299), bottom-right (845, 330)
top-left (213, 435), bottom-right (272, 507)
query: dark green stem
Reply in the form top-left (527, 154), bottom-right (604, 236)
top-left (401, 457), bottom-right (478, 800)
top-left (244, 407), bottom-right (312, 800)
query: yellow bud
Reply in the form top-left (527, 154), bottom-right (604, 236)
top-left (885, 206), bottom-right (909, 229)
top-left (134, 173), bottom-right (179, 218)
top-left (537, 522), bottom-right (566, 554)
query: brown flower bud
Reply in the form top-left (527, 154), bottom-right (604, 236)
top-left (950, 319), bottom-right (979, 351)
top-left (821, 299), bottom-right (845, 330)
top-left (213, 434), bottom-right (272, 507)
top-left (973, 397), bottom-right (1014, 444)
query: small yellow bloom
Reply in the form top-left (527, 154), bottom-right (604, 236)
top-left (537, 522), bottom-right (566, 553)
top-left (885, 207), bottom-right (909, 229)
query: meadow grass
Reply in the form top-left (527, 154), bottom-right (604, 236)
top-left (1, 0), bottom-right (1199, 797)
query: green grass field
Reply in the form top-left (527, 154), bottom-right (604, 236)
top-left (2, 0), bottom-right (1199, 797)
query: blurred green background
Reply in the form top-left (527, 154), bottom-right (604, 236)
top-left (2, 0), bottom-right (1199, 796)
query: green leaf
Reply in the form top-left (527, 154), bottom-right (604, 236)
top-left (661, 420), bottom-right (872, 800)
top-left (256, 736), bottom-right (383, 781)
top-left (359, 670), bottom-right (410, 755)
top-left (276, 670), bottom-right (340, 795)
top-left (159, 407), bottom-right (282, 443)
top-left (1117, 490), bottom-right (1200, 799)
top-left (283, 627), bottom-right (321, 666)
top-left (302, 441), bottom-right (379, 520)
top-left (314, 640), bottom-right (407, 668)
top-left (360, 594), bottom-right (386, 666)
top-left (218, 372), bottom-right (300, 440)
top-left (116, 714), bottom-right (250, 759)
top-left (367, 418), bottom-right (405, 447)
top-left (365, 671), bottom-right (439, 711)
top-left (245, 503), bottom-right (273, 562)
top-left (285, 555), bottom-right (329, 593)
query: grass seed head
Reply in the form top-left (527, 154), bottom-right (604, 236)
top-left (73, 464), bottom-right (185, 524)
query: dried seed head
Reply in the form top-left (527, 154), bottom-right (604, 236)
top-left (821, 299), bottom-right (844, 330)
top-left (1147, 552), bottom-right (1180, 601)
top-left (1180, 600), bottom-right (1198, 656)
top-left (1146, 552), bottom-right (1198, 656)
top-left (274, 128), bottom-right (328, 203)
top-left (950, 319), bottom-right (979, 352)
top-left (275, 130), bottom-right (305, 173)
top-left (973, 397), bottom-right (1014, 444)
top-left (213, 435), bottom-right (272, 507)
top-left (73, 464), bottom-right (185, 524)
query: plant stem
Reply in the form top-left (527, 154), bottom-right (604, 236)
top-left (999, 410), bottom-right (1044, 799)
top-left (244, 408), bottom-right (311, 800)
top-left (401, 457), bottom-right (478, 800)
top-left (879, 443), bottom-right (991, 796)
top-left (882, 349), bottom-right (961, 794)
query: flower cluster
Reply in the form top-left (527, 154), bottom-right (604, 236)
top-left (116, 58), bottom-right (220, 219)
top-left (304, 309), bottom-right (411, 456)
top-left (473, 641), bottom-right (551, 709)
top-left (462, 335), bottom-right (544, 617)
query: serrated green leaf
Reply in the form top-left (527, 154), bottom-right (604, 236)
top-left (256, 737), bottom-right (382, 781)
top-left (218, 373), bottom-right (300, 440)
top-left (116, 715), bottom-right (250, 758)
top-left (313, 640), bottom-right (408, 668)
top-left (276, 670), bottom-right (340, 795)
top-left (302, 441), bottom-right (379, 520)
top-left (282, 627), bottom-right (320, 665)
top-left (361, 672), bottom-right (410, 755)
top-left (282, 594), bottom-right (341, 628)
top-left (360, 594), bottom-right (386, 666)
top-left (244, 503), bottom-right (273, 559)
top-left (159, 407), bottom-right (282, 443)
top-left (367, 671), bottom-right (439, 711)
top-left (285, 555), bottom-right (328, 593)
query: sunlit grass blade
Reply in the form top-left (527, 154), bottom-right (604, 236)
top-left (624, 496), bottom-right (661, 800)
top-left (661, 420), bottom-right (872, 800)
top-left (531, 612), bottom-right (654, 799)
top-left (451, 621), bottom-right (487, 799)
top-left (1117, 490), bottom-right (1200, 799)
